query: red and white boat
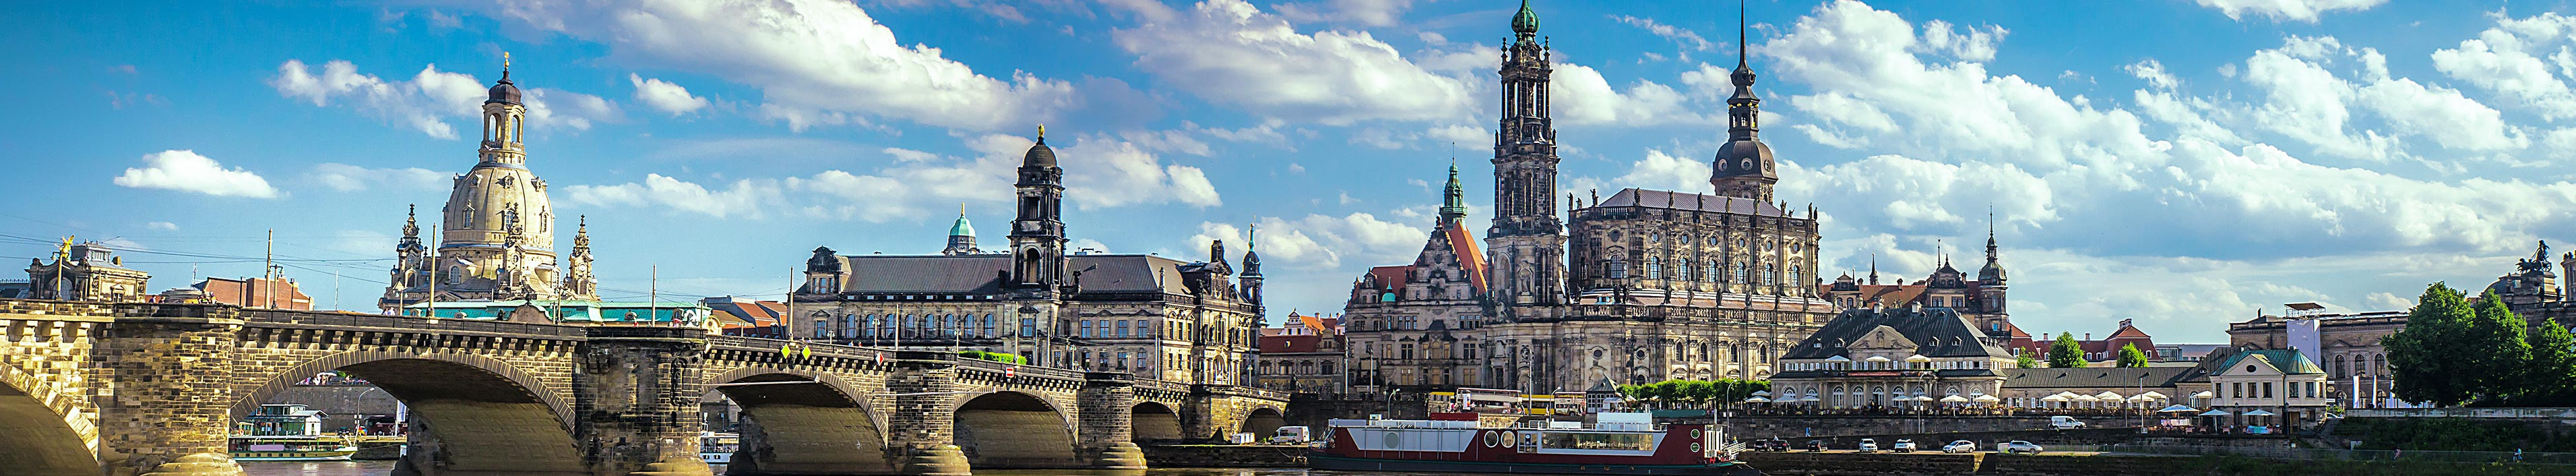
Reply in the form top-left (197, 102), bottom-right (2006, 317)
top-left (1308, 412), bottom-right (1763, 475)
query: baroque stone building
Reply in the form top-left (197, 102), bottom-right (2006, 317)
top-left (24, 241), bottom-right (150, 302)
top-left (378, 65), bottom-right (598, 311)
top-left (794, 131), bottom-right (1266, 386)
top-left (1769, 306), bottom-right (2017, 409)
top-left (1337, 3), bottom-right (1833, 395)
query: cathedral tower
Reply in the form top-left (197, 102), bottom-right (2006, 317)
top-left (1486, 0), bottom-right (1567, 311)
top-left (1710, 10), bottom-right (1779, 202)
top-left (1009, 127), bottom-right (1068, 295)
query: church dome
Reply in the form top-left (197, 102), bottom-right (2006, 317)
top-left (949, 214), bottom-right (976, 237)
top-left (487, 73), bottom-right (521, 105)
top-left (1023, 138), bottom-right (1057, 167)
top-left (1711, 139), bottom-right (1775, 177)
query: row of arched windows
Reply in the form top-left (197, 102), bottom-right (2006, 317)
top-left (1609, 256), bottom-right (1798, 287)
top-left (813, 313), bottom-right (999, 339)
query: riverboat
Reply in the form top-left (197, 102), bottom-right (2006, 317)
top-left (228, 436), bottom-right (358, 461)
top-left (1309, 412), bottom-right (1763, 475)
top-left (700, 432), bottom-right (739, 465)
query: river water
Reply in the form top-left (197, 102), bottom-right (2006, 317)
top-left (241, 462), bottom-right (1422, 476)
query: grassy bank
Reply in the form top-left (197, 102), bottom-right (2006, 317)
top-left (2167, 454), bottom-right (2560, 475)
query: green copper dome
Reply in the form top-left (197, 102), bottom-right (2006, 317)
top-left (1440, 162), bottom-right (1468, 220)
top-left (1511, 0), bottom-right (1539, 35)
top-left (948, 213), bottom-right (975, 237)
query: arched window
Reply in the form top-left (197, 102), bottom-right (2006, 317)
top-left (877, 315), bottom-right (893, 337)
top-left (982, 314), bottom-right (996, 337)
top-left (1645, 256), bottom-right (1662, 279)
top-left (1608, 259), bottom-right (1629, 279)
top-left (1790, 266), bottom-right (1802, 285)
top-left (1762, 264), bottom-right (1777, 286)
top-left (1676, 260), bottom-right (1694, 282)
top-left (1733, 262), bottom-right (1748, 283)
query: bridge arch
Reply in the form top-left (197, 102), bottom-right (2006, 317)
top-left (951, 390), bottom-right (1081, 469)
top-left (705, 366), bottom-right (891, 475)
top-left (1238, 407), bottom-right (1286, 438)
top-left (230, 351), bottom-right (584, 475)
top-left (0, 365), bottom-right (96, 475)
top-left (1131, 401), bottom-right (1183, 443)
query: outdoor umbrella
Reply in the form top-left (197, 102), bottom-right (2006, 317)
top-left (1941, 395), bottom-right (1972, 403)
top-left (1825, 355), bottom-right (1852, 362)
top-left (2189, 390), bottom-right (2215, 399)
top-left (2241, 409), bottom-right (2276, 417)
top-left (2072, 394), bottom-right (2100, 402)
top-left (2158, 405), bottom-right (2200, 413)
top-left (1973, 394), bottom-right (2001, 404)
top-left (1752, 390), bottom-right (1771, 396)
top-left (2198, 410), bottom-right (2232, 417)
top-left (2040, 394), bottom-right (2071, 403)
top-left (2094, 391), bottom-right (2123, 400)
top-left (2136, 391), bottom-right (2169, 400)
top-left (1864, 355), bottom-right (1891, 363)
top-left (1745, 396), bottom-right (1771, 403)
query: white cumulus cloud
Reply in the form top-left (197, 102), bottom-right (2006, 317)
top-left (113, 150), bottom-right (281, 198)
top-left (1111, 0), bottom-right (1475, 125)
top-left (2193, 0), bottom-right (2387, 23)
top-left (307, 163), bottom-right (449, 192)
top-left (629, 73), bottom-right (711, 116)
top-left (269, 59), bottom-right (619, 138)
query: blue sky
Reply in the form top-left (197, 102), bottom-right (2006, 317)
top-left (5, 0), bottom-right (2574, 343)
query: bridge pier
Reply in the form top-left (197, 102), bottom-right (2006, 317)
top-left (1077, 372), bottom-right (1147, 471)
top-left (98, 315), bottom-right (247, 476)
top-left (885, 351), bottom-right (969, 476)
top-left (575, 327), bottom-right (714, 476)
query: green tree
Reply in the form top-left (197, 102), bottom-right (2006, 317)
top-left (2523, 320), bottom-right (2576, 405)
top-left (2047, 332), bottom-right (2087, 368)
top-left (1680, 380), bottom-right (1717, 409)
top-left (2385, 283), bottom-right (2476, 406)
top-left (2015, 349), bottom-right (2040, 369)
top-left (2117, 343), bottom-right (2151, 368)
top-left (2465, 290), bottom-right (2534, 404)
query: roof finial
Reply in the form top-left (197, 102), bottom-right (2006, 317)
top-left (1248, 222), bottom-right (1258, 250)
top-left (1737, 0), bottom-right (1748, 69)
top-left (1036, 123), bottom-right (1046, 144)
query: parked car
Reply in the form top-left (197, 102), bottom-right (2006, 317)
top-left (1757, 438), bottom-right (1790, 452)
top-left (2050, 415), bottom-right (2086, 429)
top-left (1857, 439), bottom-right (1879, 452)
top-left (1999, 440), bottom-right (2044, 454)
top-left (1804, 440), bottom-right (1826, 452)
top-left (1943, 440), bottom-right (1978, 453)
top-left (1891, 439), bottom-right (1916, 452)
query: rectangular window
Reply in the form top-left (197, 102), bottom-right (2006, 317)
top-left (1540, 432), bottom-right (1655, 451)
top-left (2232, 382), bottom-right (2242, 398)
top-left (1117, 320), bottom-right (1131, 338)
top-left (2263, 382), bottom-right (2274, 398)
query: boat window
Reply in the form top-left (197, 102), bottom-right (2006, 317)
top-left (1540, 432), bottom-right (1654, 451)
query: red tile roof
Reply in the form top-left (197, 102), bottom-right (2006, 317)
top-left (1364, 265), bottom-right (1411, 290)
top-left (1262, 334), bottom-right (1324, 353)
top-left (1441, 222), bottom-right (1488, 293)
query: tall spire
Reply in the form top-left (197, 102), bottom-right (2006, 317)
top-left (402, 204), bottom-right (419, 238)
top-left (1868, 253), bottom-right (1879, 285)
top-left (1441, 160), bottom-right (1468, 223)
top-left (1710, 0), bottom-right (1777, 202)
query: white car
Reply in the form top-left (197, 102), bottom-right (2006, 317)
top-left (1942, 440), bottom-right (1978, 453)
top-left (1999, 440), bottom-right (2044, 454)
top-left (1856, 439), bottom-right (1878, 452)
top-left (1891, 440), bottom-right (1916, 452)
top-left (2049, 416), bottom-right (2086, 429)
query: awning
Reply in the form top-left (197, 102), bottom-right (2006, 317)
top-left (2199, 410), bottom-right (2232, 417)
top-left (2242, 409), bottom-right (2277, 417)
top-left (2157, 405), bottom-right (2201, 413)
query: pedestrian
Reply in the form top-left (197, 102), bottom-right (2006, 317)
top-left (2514, 448), bottom-right (2523, 463)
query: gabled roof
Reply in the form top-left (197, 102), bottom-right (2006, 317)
top-left (2107, 324), bottom-right (2153, 340)
top-left (1363, 265), bottom-right (1411, 291)
top-left (2213, 349), bottom-right (2325, 376)
top-left (1783, 307), bottom-right (2013, 359)
top-left (1999, 367), bottom-right (2195, 389)
top-left (1440, 222), bottom-right (1489, 293)
top-left (1594, 188), bottom-right (1789, 217)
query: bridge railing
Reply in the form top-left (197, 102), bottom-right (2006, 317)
top-left (241, 308), bottom-right (593, 338)
top-left (708, 335), bottom-right (892, 362)
top-left (958, 356), bottom-right (1088, 382)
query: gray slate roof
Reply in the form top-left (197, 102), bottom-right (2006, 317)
top-left (1781, 307), bottom-right (2012, 359)
top-left (830, 254), bottom-right (1196, 295)
top-left (1593, 188), bottom-right (1789, 218)
top-left (1998, 367), bottom-right (2196, 389)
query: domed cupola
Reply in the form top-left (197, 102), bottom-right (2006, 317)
top-left (1511, 0), bottom-right (1540, 36)
top-left (486, 69), bottom-right (521, 105)
top-left (1023, 128), bottom-right (1057, 168)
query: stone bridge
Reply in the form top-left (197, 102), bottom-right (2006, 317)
top-left (0, 299), bottom-right (1286, 476)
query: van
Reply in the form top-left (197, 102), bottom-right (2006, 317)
top-left (1268, 426), bottom-right (1311, 444)
top-left (2050, 416), bottom-right (2085, 429)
